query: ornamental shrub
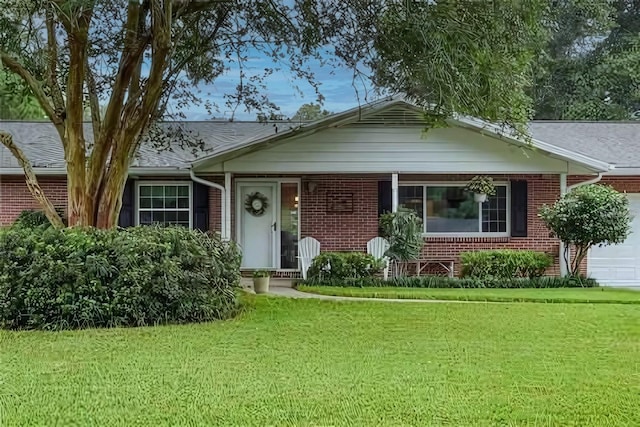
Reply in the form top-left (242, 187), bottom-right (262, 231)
top-left (539, 184), bottom-right (632, 276)
top-left (0, 225), bottom-right (241, 330)
top-left (460, 250), bottom-right (553, 279)
top-left (307, 252), bottom-right (383, 280)
top-left (14, 208), bottom-right (67, 228)
top-left (379, 208), bottom-right (424, 271)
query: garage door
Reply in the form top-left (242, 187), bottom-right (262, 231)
top-left (588, 193), bottom-right (640, 287)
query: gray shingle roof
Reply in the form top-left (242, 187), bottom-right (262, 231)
top-left (0, 121), bottom-right (290, 170)
top-left (1, 119), bottom-right (639, 171)
top-left (529, 121), bottom-right (640, 168)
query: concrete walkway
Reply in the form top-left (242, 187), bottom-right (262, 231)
top-left (261, 286), bottom-right (484, 304)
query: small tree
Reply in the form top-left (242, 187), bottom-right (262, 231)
top-left (539, 184), bottom-right (632, 276)
top-left (379, 208), bottom-right (424, 276)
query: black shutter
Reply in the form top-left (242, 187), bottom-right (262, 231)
top-left (118, 179), bottom-right (135, 227)
top-left (378, 180), bottom-right (392, 216)
top-left (192, 182), bottom-right (209, 231)
top-left (510, 180), bottom-right (528, 237)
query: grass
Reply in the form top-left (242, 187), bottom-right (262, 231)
top-left (297, 285), bottom-right (640, 304)
top-left (1, 295), bottom-right (640, 425)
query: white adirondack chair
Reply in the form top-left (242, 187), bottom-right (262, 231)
top-left (367, 237), bottom-right (391, 280)
top-left (298, 237), bottom-right (321, 280)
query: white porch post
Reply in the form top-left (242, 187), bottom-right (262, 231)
top-left (559, 173), bottom-right (568, 276)
top-left (391, 173), bottom-right (399, 213)
top-left (225, 172), bottom-right (232, 241)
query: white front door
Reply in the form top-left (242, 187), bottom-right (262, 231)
top-left (588, 193), bottom-right (640, 287)
top-left (238, 183), bottom-right (277, 269)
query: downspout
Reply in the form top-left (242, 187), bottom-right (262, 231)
top-left (561, 171), bottom-right (605, 276)
top-left (189, 170), bottom-right (227, 240)
top-left (567, 172), bottom-right (604, 191)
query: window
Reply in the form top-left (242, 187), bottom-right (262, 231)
top-left (399, 183), bottom-right (508, 235)
top-left (138, 183), bottom-right (191, 227)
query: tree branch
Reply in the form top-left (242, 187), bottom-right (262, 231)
top-left (0, 53), bottom-right (62, 129)
top-left (0, 130), bottom-right (64, 228)
top-left (45, 7), bottom-right (65, 115)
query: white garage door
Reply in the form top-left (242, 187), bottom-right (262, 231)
top-left (588, 193), bottom-right (640, 287)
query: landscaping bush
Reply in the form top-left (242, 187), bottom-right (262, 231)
top-left (0, 225), bottom-right (241, 330)
top-left (14, 208), bottom-right (67, 228)
top-left (460, 250), bottom-right (553, 279)
top-left (299, 275), bottom-right (598, 289)
top-left (306, 252), bottom-right (383, 280)
top-left (379, 208), bottom-right (424, 269)
top-left (539, 184), bottom-right (632, 276)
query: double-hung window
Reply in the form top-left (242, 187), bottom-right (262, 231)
top-left (137, 183), bottom-right (192, 228)
top-left (398, 183), bottom-right (509, 236)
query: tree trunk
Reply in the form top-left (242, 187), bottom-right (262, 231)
top-left (95, 153), bottom-right (130, 229)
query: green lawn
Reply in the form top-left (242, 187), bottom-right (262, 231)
top-left (298, 285), bottom-right (640, 304)
top-left (1, 295), bottom-right (640, 426)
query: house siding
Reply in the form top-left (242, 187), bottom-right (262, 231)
top-left (213, 127), bottom-right (579, 174)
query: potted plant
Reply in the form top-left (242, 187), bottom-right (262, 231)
top-left (466, 175), bottom-right (496, 203)
top-left (252, 270), bottom-right (270, 294)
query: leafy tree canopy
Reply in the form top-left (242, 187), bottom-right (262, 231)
top-left (0, 70), bottom-right (45, 120)
top-left (291, 103), bottom-right (332, 121)
top-left (533, 0), bottom-right (640, 120)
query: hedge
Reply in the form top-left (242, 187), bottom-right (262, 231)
top-left (460, 250), bottom-right (553, 279)
top-left (0, 224), bottom-right (242, 330)
top-left (298, 275), bottom-right (598, 289)
top-left (307, 252), bottom-right (383, 280)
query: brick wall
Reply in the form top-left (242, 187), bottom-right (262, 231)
top-left (0, 175), bottom-right (227, 231)
top-left (300, 176), bottom-right (380, 252)
top-left (296, 173), bottom-right (562, 275)
top-left (4, 172), bottom-right (629, 277)
top-left (0, 176), bottom-right (68, 225)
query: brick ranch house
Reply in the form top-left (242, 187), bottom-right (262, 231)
top-left (1, 98), bottom-right (639, 285)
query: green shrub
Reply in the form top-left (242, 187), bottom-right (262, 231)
top-left (379, 208), bottom-right (424, 268)
top-left (460, 250), bottom-right (553, 279)
top-left (0, 226), bottom-right (241, 330)
top-left (539, 184), bottom-right (632, 276)
top-left (299, 275), bottom-right (598, 289)
top-left (14, 208), bottom-right (67, 228)
top-left (307, 252), bottom-right (383, 280)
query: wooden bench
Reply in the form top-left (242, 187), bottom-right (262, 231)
top-left (406, 259), bottom-right (455, 278)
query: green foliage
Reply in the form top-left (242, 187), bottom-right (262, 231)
top-left (252, 270), bottom-right (270, 278)
top-left (14, 208), bottom-right (67, 228)
top-left (532, 1), bottom-right (639, 120)
top-left (300, 275), bottom-right (598, 289)
top-left (460, 250), bottom-right (553, 279)
top-left (379, 208), bottom-right (424, 264)
top-left (291, 103), bottom-right (332, 121)
top-left (0, 70), bottom-right (45, 120)
top-left (539, 184), bottom-right (632, 276)
top-left (465, 176), bottom-right (496, 196)
top-left (373, 1), bottom-right (549, 133)
top-left (0, 225), bottom-right (241, 330)
top-left (306, 252), bottom-right (383, 280)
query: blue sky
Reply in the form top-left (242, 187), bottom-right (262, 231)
top-left (176, 54), bottom-right (377, 121)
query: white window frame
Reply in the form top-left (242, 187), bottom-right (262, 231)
top-left (399, 181), bottom-right (510, 237)
top-left (135, 181), bottom-right (193, 229)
